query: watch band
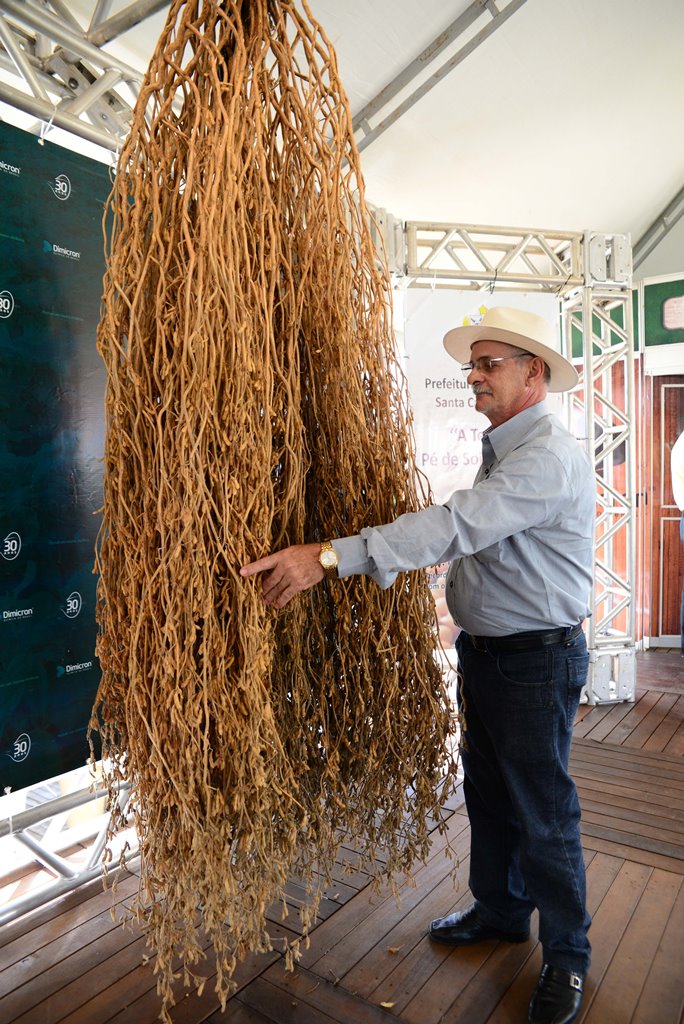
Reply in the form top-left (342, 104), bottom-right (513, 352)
top-left (319, 539), bottom-right (339, 579)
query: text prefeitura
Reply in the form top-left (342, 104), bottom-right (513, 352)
top-left (424, 377), bottom-right (475, 409)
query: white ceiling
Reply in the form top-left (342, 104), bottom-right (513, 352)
top-left (58, 0), bottom-right (684, 263)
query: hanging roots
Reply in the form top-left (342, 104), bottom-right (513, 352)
top-left (90, 0), bottom-right (457, 1017)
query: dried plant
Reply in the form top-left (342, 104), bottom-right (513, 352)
top-left (90, 0), bottom-right (456, 1017)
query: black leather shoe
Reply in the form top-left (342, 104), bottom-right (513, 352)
top-left (528, 964), bottom-right (584, 1024)
top-left (428, 904), bottom-right (530, 946)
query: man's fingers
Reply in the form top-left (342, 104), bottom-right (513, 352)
top-left (240, 554), bottom-right (279, 576)
top-left (240, 543), bottom-right (325, 609)
top-left (261, 568), bottom-right (286, 604)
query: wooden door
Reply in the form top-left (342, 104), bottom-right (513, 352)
top-left (647, 375), bottom-right (684, 645)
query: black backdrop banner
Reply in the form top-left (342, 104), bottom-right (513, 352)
top-left (0, 121), bottom-right (110, 791)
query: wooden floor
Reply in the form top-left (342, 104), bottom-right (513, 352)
top-left (1, 650), bottom-right (682, 1024)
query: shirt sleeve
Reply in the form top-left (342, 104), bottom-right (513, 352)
top-left (332, 444), bottom-right (577, 589)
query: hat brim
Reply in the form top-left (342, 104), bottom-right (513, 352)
top-left (443, 324), bottom-right (579, 393)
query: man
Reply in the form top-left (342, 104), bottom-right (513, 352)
top-left (241, 306), bottom-right (595, 1024)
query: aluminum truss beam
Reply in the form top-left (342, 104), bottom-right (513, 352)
top-left (0, 0), bottom-right (165, 151)
top-left (0, 776), bottom-right (135, 926)
top-left (398, 219), bottom-right (636, 704)
top-left (404, 221), bottom-right (583, 293)
top-left (352, 0), bottom-right (529, 155)
top-left (564, 274), bottom-right (636, 703)
top-left (633, 181), bottom-right (684, 270)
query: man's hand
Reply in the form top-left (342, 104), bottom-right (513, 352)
top-left (240, 543), bottom-right (325, 609)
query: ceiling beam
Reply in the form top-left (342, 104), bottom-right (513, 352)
top-left (632, 183), bottom-right (684, 270)
top-left (352, 0), bottom-right (529, 154)
top-left (0, 0), bottom-right (164, 151)
top-left (0, 78), bottom-right (119, 148)
top-left (87, 0), bottom-right (169, 48)
top-left (0, 1), bottom-right (142, 80)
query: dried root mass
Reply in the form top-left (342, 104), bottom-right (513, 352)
top-left (91, 0), bottom-right (456, 1016)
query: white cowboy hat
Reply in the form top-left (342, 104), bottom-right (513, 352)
top-left (443, 306), bottom-right (578, 393)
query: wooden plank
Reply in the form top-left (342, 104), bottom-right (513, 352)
top-left (400, 936), bottom-right (508, 1024)
top-left (432, 930), bottom-right (538, 1023)
top-left (394, 853), bottom-right (599, 1024)
top-left (571, 762), bottom-right (684, 798)
top-left (594, 691), bottom-right (668, 748)
top-left (579, 806), bottom-right (684, 846)
top-left (576, 698), bottom-right (640, 744)
top-left (574, 860), bottom-right (653, 1018)
top-left (0, 868), bottom-right (140, 978)
top-left (6, 917), bottom-right (146, 1024)
top-left (359, 889), bottom-right (477, 1017)
top-left (579, 821), bottom-right (683, 862)
top-left (340, 827), bottom-right (474, 1002)
top-left (578, 790), bottom-right (684, 829)
top-left (630, 875), bottom-right (684, 1024)
top-left (574, 776), bottom-right (684, 817)
top-left (664, 714), bottom-right (684, 757)
top-left (571, 755), bottom-right (684, 787)
top-left (572, 703), bottom-right (617, 739)
top-left (235, 970), bottom-right (395, 1024)
top-left (209, 1003), bottom-right (273, 1023)
top-left (635, 652), bottom-right (684, 693)
top-left (0, 867), bottom-right (138, 952)
top-left (642, 695), bottom-right (684, 753)
top-left (59, 922), bottom-right (296, 1024)
top-left (571, 738), bottom-right (684, 779)
top-left (260, 963), bottom-right (402, 1024)
top-left (580, 832), bottom-right (684, 875)
top-left (583, 869), bottom-right (683, 1024)
top-left (621, 693), bottom-right (681, 750)
top-left (298, 814), bottom-right (467, 973)
top-left (573, 734), bottom-right (684, 765)
top-left (576, 780), bottom-right (684, 820)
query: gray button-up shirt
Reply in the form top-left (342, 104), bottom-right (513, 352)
top-left (333, 401), bottom-right (595, 636)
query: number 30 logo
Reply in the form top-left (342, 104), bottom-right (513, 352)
top-left (9, 733), bottom-right (31, 762)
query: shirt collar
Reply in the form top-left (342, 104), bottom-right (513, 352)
top-left (484, 400), bottom-right (550, 462)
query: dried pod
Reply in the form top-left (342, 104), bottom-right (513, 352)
top-left (90, 1), bottom-right (456, 1017)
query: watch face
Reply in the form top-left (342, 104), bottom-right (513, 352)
top-left (320, 548), bottom-right (337, 568)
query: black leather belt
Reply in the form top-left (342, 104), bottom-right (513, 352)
top-left (467, 622), bottom-right (584, 653)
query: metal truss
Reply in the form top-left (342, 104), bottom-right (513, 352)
top-left (564, 285), bottom-right (636, 703)
top-left (404, 221), bottom-right (584, 292)
top-left (395, 219), bottom-right (637, 704)
top-left (0, 771), bottom-right (135, 926)
top-left (352, 0), bottom-right (529, 155)
top-left (0, 0), bottom-right (167, 151)
top-left (633, 181), bottom-right (684, 270)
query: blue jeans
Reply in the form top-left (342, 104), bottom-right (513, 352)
top-left (456, 629), bottom-right (591, 974)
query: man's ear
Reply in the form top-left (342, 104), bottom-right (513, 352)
top-left (527, 355), bottom-right (546, 384)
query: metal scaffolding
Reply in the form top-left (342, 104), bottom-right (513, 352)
top-left (0, 0), bottom-right (167, 150)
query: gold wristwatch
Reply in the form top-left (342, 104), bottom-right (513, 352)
top-left (318, 540), bottom-right (339, 578)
